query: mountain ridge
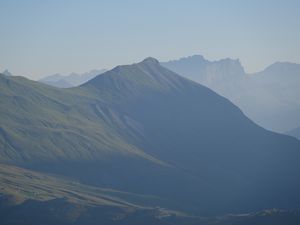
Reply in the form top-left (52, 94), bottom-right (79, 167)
top-left (39, 69), bottom-right (107, 88)
top-left (1, 58), bottom-right (300, 217)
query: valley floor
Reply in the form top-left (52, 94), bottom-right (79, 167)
top-left (1, 163), bottom-right (300, 225)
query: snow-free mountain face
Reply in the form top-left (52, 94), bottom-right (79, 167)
top-left (240, 62), bottom-right (300, 133)
top-left (1, 58), bottom-right (300, 218)
top-left (39, 69), bottom-right (107, 88)
top-left (162, 56), bottom-right (300, 133)
top-left (161, 55), bottom-right (245, 87)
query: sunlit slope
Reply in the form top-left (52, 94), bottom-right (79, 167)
top-left (0, 73), bottom-right (159, 164)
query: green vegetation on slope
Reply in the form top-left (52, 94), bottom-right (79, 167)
top-left (0, 73), bottom-right (162, 164)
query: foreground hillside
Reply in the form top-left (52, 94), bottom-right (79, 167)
top-left (1, 58), bottom-right (300, 223)
top-left (1, 164), bottom-right (300, 225)
top-left (0, 163), bottom-right (198, 225)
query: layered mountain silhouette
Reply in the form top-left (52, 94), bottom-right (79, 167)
top-left (39, 69), bottom-right (107, 88)
top-left (1, 58), bottom-right (300, 224)
top-left (161, 55), bottom-right (300, 133)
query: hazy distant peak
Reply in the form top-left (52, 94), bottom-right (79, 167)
top-left (189, 54), bottom-right (205, 59)
top-left (39, 69), bottom-right (106, 88)
top-left (266, 61), bottom-right (299, 68)
top-left (161, 55), bottom-right (246, 86)
top-left (164, 55), bottom-right (207, 64)
top-left (260, 61), bottom-right (300, 75)
top-left (161, 55), bottom-right (243, 69)
top-left (214, 58), bottom-right (245, 72)
top-left (88, 69), bottom-right (106, 75)
top-left (216, 57), bottom-right (241, 64)
top-left (273, 61), bottom-right (298, 66)
top-left (68, 72), bottom-right (80, 77)
top-left (182, 54), bottom-right (206, 61)
top-left (2, 69), bottom-right (12, 76)
top-left (41, 73), bottom-right (64, 82)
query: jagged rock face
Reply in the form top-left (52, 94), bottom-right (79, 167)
top-left (162, 56), bottom-right (300, 133)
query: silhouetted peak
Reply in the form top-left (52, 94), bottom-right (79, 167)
top-left (164, 55), bottom-right (207, 64)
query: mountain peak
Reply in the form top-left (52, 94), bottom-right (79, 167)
top-left (141, 57), bottom-right (160, 65)
top-left (2, 69), bottom-right (12, 76)
top-left (187, 54), bottom-right (205, 60)
top-left (261, 61), bottom-right (300, 75)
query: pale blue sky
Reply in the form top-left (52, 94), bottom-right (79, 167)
top-left (1, 0), bottom-right (300, 79)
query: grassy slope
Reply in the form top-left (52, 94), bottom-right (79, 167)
top-left (0, 163), bottom-right (164, 208)
top-left (0, 73), bottom-right (161, 164)
top-left (0, 163), bottom-right (203, 225)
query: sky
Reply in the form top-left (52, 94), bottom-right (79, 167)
top-left (0, 0), bottom-right (300, 79)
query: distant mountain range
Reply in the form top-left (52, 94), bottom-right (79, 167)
top-left (1, 57), bottom-right (300, 224)
top-left (39, 69), bottom-right (107, 88)
top-left (161, 55), bottom-right (300, 134)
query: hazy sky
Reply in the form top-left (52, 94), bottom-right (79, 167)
top-left (1, 0), bottom-right (300, 79)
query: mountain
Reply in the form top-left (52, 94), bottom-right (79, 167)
top-left (1, 58), bottom-right (300, 223)
top-left (161, 56), bottom-right (300, 133)
top-left (39, 69), bottom-right (107, 88)
top-left (246, 62), bottom-right (300, 133)
top-left (161, 55), bottom-right (245, 87)
top-left (2, 69), bottom-right (12, 76)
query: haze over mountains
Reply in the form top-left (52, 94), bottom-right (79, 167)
top-left (35, 54), bottom-right (300, 135)
top-left (39, 69), bottom-right (107, 88)
top-left (1, 57), bottom-right (300, 224)
top-left (161, 55), bottom-right (300, 134)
